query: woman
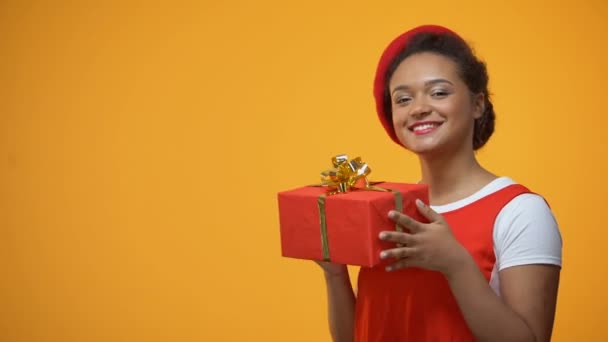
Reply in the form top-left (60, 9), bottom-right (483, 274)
top-left (317, 25), bottom-right (562, 342)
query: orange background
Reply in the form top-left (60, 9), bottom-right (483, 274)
top-left (1, 1), bottom-right (607, 341)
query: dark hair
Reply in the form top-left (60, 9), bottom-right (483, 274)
top-left (383, 32), bottom-right (495, 150)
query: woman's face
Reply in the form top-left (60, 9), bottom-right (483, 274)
top-left (388, 52), bottom-right (484, 156)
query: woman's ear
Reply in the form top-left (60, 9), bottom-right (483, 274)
top-left (473, 92), bottom-right (486, 119)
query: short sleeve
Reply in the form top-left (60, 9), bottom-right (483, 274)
top-left (493, 193), bottom-right (563, 271)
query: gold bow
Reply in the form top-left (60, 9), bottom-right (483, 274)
top-left (320, 154), bottom-right (385, 195)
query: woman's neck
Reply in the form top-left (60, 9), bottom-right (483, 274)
top-left (418, 149), bottom-right (496, 206)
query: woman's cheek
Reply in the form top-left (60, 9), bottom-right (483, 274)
top-left (392, 118), bottom-right (410, 146)
top-left (392, 112), bottom-right (408, 134)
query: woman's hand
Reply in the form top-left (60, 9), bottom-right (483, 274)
top-left (315, 260), bottom-right (349, 278)
top-left (379, 198), bottom-right (469, 276)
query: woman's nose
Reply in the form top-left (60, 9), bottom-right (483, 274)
top-left (409, 99), bottom-right (432, 119)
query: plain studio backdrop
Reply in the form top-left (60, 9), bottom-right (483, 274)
top-left (1, 1), bottom-right (606, 341)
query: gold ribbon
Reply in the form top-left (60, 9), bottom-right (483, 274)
top-left (320, 154), bottom-right (388, 195)
top-left (316, 154), bottom-right (402, 262)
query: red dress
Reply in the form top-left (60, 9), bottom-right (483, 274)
top-left (354, 184), bottom-right (531, 341)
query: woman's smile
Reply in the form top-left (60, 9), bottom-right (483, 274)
top-left (408, 120), bottom-right (444, 135)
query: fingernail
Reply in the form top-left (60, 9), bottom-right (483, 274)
top-left (378, 232), bottom-right (387, 239)
top-left (416, 199), bottom-right (424, 208)
top-left (388, 210), bottom-right (398, 218)
top-left (380, 251), bottom-right (387, 259)
top-left (385, 266), bottom-right (393, 272)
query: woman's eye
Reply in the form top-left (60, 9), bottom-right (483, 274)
top-left (432, 90), bottom-right (449, 97)
top-left (395, 96), bottom-right (411, 104)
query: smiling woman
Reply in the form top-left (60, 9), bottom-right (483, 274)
top-left (315, 25), bottom-right (562, 342)
top-left (382, 28), bottom-right (495, 155)
top-left (389, 52), bottom-right (484, 156)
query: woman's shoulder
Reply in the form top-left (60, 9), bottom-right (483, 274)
top-left (492, 176), bottom-right (559, 237)
top-left (431, 176), bottom-right (531, 213)
top-left (492, 179), bottom-right (563, 270)
top-left (491, 177), bottom-right (554, 220)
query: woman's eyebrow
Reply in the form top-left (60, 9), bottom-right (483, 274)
top-left (391, 78), bottom-right (454, 95)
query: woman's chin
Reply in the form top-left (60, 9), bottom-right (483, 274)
top-left (408, 147), bottom-right (440, 156)
top-left (401, 139), bottom-right (444, 156)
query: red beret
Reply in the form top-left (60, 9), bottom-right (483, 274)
top-left (373, 25), bottom-right (463, 146)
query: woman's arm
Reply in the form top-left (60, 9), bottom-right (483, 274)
top-left (446, 255), bottom-right (560, 342)
top-left (316, 263), bottom-right (356, 342)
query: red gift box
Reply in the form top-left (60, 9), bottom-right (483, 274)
top-left (277, 182), bottom-right (429, 267)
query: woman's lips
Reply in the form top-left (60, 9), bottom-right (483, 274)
top-left (408, 121), bottom-right (443, 135)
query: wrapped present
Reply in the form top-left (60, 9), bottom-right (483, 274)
top-left (277, 155), bottom-right (429, 267)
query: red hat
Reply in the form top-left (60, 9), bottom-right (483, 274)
top-left (373, 25), bottom-right (464, 147)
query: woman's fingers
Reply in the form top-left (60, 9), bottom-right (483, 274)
top-left (385, 258), bottom-right (416, 272)
top-left (388, 210), bottom-right (425, 233)
top-left (380, 246), bottom-right (417, 260)
top-left (379, 231), bottom-right (415, 245)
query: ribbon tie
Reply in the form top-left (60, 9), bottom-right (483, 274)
top-left (320, 154), bottom-right (386, 195)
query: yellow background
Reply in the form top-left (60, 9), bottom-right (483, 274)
top-left (1, 1), bottom-right (606, 341)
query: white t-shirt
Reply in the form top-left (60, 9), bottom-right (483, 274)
top-left (430, 177), bottom-right (563, 296)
